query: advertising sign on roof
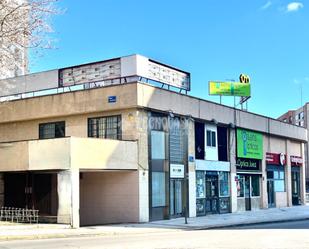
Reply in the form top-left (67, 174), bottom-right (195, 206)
top-left (209, 81), bottom-right (251, 97)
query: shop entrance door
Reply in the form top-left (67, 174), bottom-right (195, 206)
top-left (244, 176), bottom-right (251, 211)
top-left (170, 179), bottom-right (184, 217)
top-left (292, 170), bottom-right (301, 205)
top-left (205, 174), bottom-right (219, 214)
top-left (267, 179), bottom-right (275, 208)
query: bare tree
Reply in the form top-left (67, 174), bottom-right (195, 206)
top-left (0, 0), bottom-right (59, 79)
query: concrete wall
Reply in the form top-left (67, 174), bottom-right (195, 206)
top-left (0, 137), bottom-right (138, 172)
top-left (0, 108), bottom-right (139, 143)
top-left (136, 83), bottom-right (307, 142)
top-left (0, 70), bottom-right (58, 97)
top-left (0, 83), bottom-right (138, 125)
top-left (57, 170), bottom-right (80, 228)
top-left (80, 171), bottom-right (139, 226)
top-left (71, 137), bottom-right (138, 170)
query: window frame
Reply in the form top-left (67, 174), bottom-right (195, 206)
top-left (88, 115), bottom-right (122, 140)
top-left (206, 129), bottom-right (216, 147)
top-left (39, 121), bottom-right (65, 139)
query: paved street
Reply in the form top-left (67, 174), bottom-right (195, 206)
top-left (0, 220), bottom-right (308, 249)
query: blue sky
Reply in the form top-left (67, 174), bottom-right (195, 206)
top-left (30, 0), bottom-right (309, 118)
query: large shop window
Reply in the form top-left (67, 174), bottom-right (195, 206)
top-left (196, 171), bottom-right (206, 198)
top-left (219, 172), bottom-right (230, 197)
top-left (237, 175), bottom-right (260, 197)
top-left (267, 168), bottom-right (285, 192)
top-left (152, 172), bottom-right (166, 207)
top-left (237, 175), bottom-right (245, 197)
top-left (88, 115), bottom-right (121, 140)
top-left (251, 175), bottom-right (260, 197)
top-left (39, 121), bottom-right (65, 139)
top-left (151, 131), bottom-right (166, 160)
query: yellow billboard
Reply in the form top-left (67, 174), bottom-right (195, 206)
top-left (209, 81), bottom-right (251, 97)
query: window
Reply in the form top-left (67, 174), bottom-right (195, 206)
top-left (267, 167), bottom-right (285, 192)
top-left (219, 172), bottom-right (230, 197)
top-left (206, 130), bottom-right (216, 147)
top-left (196, 171), bottom-right (206, 198)
top-left (88, 115), bottom-right (121, 140)
top-left (237, 175), bottom-right (245, 197)
top-left (151, 130), bottom-right (166, 160)
top-left (251, 175), bottom-right (260, 197)
top-left (39, 121), bottom-right (65, 139)
top-left (152, 172), bottom-right (166, 207)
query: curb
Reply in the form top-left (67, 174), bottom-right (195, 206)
top-left (0, 217), bottom-right (308, 241)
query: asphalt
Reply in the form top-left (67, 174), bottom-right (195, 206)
top-left (0, 220), bottom-right (309, 249)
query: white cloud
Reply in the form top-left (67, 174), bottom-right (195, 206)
top-left (261, 1), bottom-right (272, 10)
top-left (286, 2), bottom-right (304, 12)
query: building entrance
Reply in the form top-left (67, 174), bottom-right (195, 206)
top-left (267, 179), bottom-right (275, 208)
top-left (292, 168), bottom-right (301, 205)
top-left (205, 174), bottom-right (219, 214)
top-left (170, 179), bottom-right (184, 217)
top-left (244, 175), bottom-right (251, 211)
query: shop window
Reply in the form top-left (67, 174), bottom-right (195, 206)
top-left (39, 121), bottom-right (65, 139)
top-left (151, 172), bottom-right (166, 207)
top-left (151, 130), bottom-right (166, 160)
top-left (237, 175), bottom-right (245, 197)
top-left (251, 175), bottom-right (260, 197)
top-left (206, 130), bottom-right (216, 147)
top-left (275, 170), bottom-right (285, 192)
top-left (196, 171), bottom-right (206, 198)
top-left (268, 167), bottom-right (285, 192)
top-left (219, 172), bottom-right (230, 197)
top-left (88, 115), bottom-right (121, 140)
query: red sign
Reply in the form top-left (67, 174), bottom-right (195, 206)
top-left (266, 152), bottom-right (286, 166)
top-left (290, 156), bottom-right (303, 166)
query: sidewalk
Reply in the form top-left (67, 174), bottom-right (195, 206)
top-left (0, 205), bottom-right (308, 241)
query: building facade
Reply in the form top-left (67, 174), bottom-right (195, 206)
top-left (278, 104), bottom-right (309, 192)
top-left (0, 55), bottom-right (307, 227)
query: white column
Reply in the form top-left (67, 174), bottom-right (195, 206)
top-left (229, 128), bottom-right (238, 213)
top-left (138, 169), bottom-right (149, 222)
top-left (300, 142), bottom-right (306, 205)
top-left (188, 119), bottom-right (196, 218)
top-left (57, 169), bottom-right (80, 228)
top-left (261, 137), bottom-right (268, 209)
top-left (286, 140), bottom-right (292, 207)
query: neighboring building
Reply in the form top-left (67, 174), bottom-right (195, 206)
top-left (0, 54), bottom-right (307, 228)
top-left (278, 104), bottom-right (309, 192)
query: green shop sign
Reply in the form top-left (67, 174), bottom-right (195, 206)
top-left (237, 129), bottom-right (263, 160)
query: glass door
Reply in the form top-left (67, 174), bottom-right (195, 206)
top-left (292, 171), bottom-right (301, 205)
top-left (205, 174), bottom-right (219, 214)
top-left (244, 175), bottom-right (251, 211)
top-left (267, 179), bottom-right (275, 208)
top-left (170, 179), bottom-right (184, 217)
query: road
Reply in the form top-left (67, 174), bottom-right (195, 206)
top-left (0, 220), bottom-right (309, 249)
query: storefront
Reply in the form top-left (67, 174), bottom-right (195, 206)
top-left (195, 160), bottom-right (230, 216)
top-left (266, 152), bottom-right (286, 208)
top-left (236, 129), bottom-right (263, 211)
top-left (290, 156), bottom-right (303, 206)
top-left (236, 158), bottom-right (262, 211)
